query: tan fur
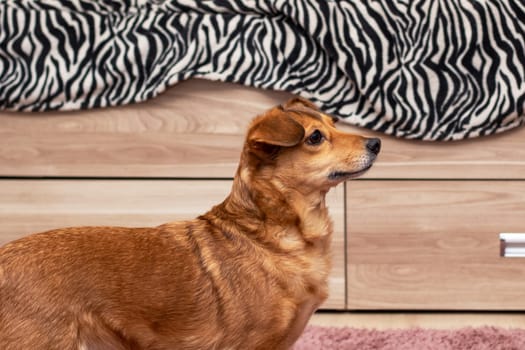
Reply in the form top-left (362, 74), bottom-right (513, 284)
top-left (0, 98), bottom-right (380, 350)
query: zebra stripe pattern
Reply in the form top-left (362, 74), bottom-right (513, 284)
top-left (1, 0), bottom-right (524, 140)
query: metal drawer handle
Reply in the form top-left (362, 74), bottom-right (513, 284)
top-left (500, 233), bottom-right (525, 257)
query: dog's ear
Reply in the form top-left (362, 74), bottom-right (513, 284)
top-left (282, 97), bottom-right (319, 111)
top-left (247, 111), bottom-right (305, 159)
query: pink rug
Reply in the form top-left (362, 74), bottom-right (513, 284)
top-left (294, 326), bottom-right (525, 350)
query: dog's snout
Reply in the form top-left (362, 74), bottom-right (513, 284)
top-left (366, 138), bottom-right (381, 155)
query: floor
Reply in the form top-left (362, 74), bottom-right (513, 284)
top-left (309, 312), bottom-right (525, 329)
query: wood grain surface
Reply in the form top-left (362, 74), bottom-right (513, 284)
top-left (0, 80), bottom-right (292, 178)
top-left (0, 179), bottom-right (346, 309)
top-left (346, 180), bottom-right (525, 310)
top-left (310, 311), bottom-right (525, 329)
top-left (338, 123), bottom-right (525, 180)
top-left (1, 79), bottom-right (523, 179)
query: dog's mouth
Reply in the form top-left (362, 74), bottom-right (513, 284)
top-left (328, 163), bottom-right (373, 181)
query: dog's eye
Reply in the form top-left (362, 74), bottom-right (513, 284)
top-left (306, 130), bottom-right (324, 145)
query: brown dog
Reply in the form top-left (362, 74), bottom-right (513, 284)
top-left (0, 98), bottom-right (380, 350)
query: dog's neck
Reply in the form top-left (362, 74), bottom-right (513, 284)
top-left (209, 166), bottom-right (333, 252)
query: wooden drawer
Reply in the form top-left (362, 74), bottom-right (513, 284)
top-left (337, 124), bottom-right (525, 179)
top-left (346, 180), bottom-right (525, 310)
top-left (3, 77), bottom-right (522, 180)
top-left (0, 179), bottom-right (346, 310)
top-left (0, 80), bottom-right (292, 178)
top-left (3, 77), bottom-right (524, 311)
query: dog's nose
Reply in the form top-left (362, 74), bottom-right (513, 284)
top-left (366, 138), bottom-right (381, 155)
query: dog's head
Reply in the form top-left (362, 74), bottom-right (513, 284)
top-left (243, 97), bottom-right (380, 191)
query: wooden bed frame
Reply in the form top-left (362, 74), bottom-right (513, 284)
top-left (1, 79), bottom-right (524, 310)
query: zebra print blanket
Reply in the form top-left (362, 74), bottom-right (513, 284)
top-left (1, 1), bottom-right (524, 140)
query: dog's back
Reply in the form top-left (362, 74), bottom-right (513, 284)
top-left (1, 225), bottom-right (206, 349)
top-left (0, 216), bottom-right (313, 349)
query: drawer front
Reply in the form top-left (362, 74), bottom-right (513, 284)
top-left (346, 180), bottom-right (525, 310)
top-left (0, 179), bottom-right (345, 309)
top-left (2, 78), bottom-right (523, 180)
top-left (338, 124), bottom-right (525, 179)
top-left (0, 80), bottom-right (292, 178)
